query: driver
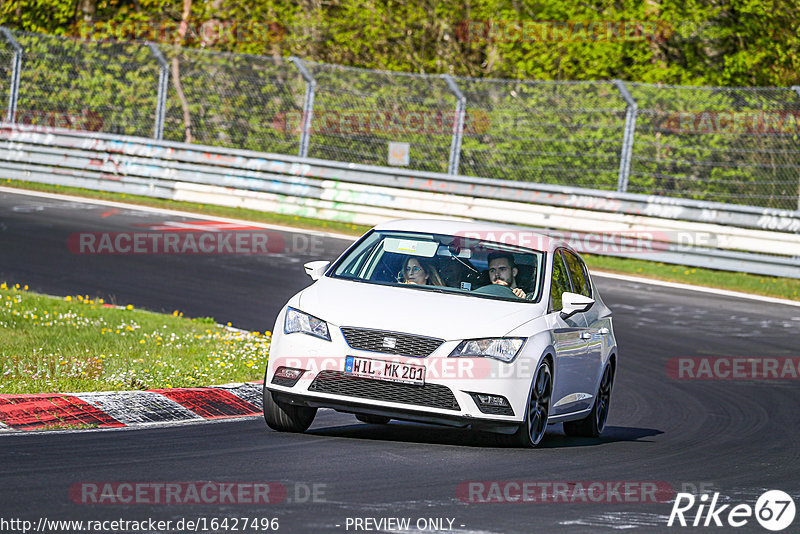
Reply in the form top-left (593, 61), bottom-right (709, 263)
top-left (487, 252), bottom-right (527, 299)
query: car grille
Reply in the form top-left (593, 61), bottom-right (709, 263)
top-left (308, 370), bottom-right (460, 411)
top-left (474, 404), bottom-right (514, 416)
top-left (271, 376), bottom-right (299, 387)
top-left (339, 327), bottom-right (443, 358)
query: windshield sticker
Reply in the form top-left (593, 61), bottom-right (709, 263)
top-left (383, 238), bottom-right (438, 257)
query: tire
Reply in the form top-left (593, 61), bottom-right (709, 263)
top-left (262, 383), bottom-right (317, 433)
top-left (563, 363), bottom-right (614, 438)
top-left (355, 414), bottom-right (391, 425)
top-left (499, 358), bottom-right (552, 448)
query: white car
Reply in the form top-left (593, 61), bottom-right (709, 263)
top-left (263, 219), bottom-right (617, 447)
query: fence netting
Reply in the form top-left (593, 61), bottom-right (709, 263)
top-left (10, 30), bottom-right (158, 138)
top-left (1, 29), bottom-right (798, 211)
top-left (159, 46), bottom-right (304, 154)
top-left (456, 78), bottom-right (627, 190)
top-left (629, 84), bottom-right (800, 210)
top-left (304, 62), bottom-right (456, 174)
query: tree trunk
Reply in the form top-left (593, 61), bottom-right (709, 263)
top-left (171, 0), bottom-right (194, 143)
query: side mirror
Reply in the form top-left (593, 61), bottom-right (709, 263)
top-left (560, 292), bottom-right (594, 320)
top-left (304, 260), bottom-right (330, 281)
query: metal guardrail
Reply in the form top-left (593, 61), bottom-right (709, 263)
top-left (1, 123), bottom-right (799, 278)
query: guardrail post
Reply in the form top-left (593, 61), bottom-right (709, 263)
top-left (289, 57), bottom-right (316, 158)
top-left (147, 42), bottom-right (169, 141)
top-left (614, 79), bottom-right (637, 193)
top-left (1, 27), bottom-right (23, 124)
top-left (442, 74), bottom-right (465, 175)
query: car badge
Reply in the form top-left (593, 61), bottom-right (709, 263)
top-left (382, 336), bottom-right (397, 349)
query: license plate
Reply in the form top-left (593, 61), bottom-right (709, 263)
top-left (344, 356), bottom-right (425, 386)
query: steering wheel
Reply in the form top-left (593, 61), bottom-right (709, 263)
top-left (472, 283), bottom-right (517, 298)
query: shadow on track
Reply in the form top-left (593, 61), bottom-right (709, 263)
top-left (302, 420), bottom-right (662, 449)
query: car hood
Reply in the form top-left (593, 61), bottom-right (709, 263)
top-left (297, 277), bottom-right (545, 340)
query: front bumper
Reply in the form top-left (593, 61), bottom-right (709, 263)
top-left (267, 320), bottom-right (538, 430)
top-left (266, 387), bottom-right (522, 434)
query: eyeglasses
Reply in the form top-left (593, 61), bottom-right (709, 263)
top-left (405, 266), bottom-right (422, 274)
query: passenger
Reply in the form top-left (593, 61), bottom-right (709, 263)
top-left (439, 257), bottom-right (480, 289)
top-left (400, 256), bottom-right (445, 286)
top-left (487, 251), bottom-right (527, 299)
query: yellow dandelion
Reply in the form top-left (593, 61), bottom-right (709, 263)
top-left (65, 296), bottom-right (72, 302)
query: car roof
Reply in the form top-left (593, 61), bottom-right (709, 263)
top-left (372, 219), bottom-right (572, 254)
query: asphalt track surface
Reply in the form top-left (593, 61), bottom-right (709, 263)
top-left (1, 189), bottom-right (799, 533)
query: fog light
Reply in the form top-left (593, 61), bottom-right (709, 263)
top-left (272, 366), bottom-right (305, 387)
top-left (469, 392), bottom-right (513, 415)
top-left (476, 394), bottom-right (509, 406)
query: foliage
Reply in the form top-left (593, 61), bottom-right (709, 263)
top-left (1, 1), bottom-right (798, 209)
top-left (3, 0), bottom-right (798, 86)
top-left (0, 283), bottom-right (271, 393)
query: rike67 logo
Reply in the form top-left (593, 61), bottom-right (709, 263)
top-left (668, 490), bottom-right (795, 531)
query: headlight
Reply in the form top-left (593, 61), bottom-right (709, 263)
top-left (284, 307), bottom-right (331, 341)
top-left (448, 338), bottom-right (525, 363)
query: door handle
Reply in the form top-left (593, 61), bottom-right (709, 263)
top-left (580, 332), bottom-right (592, 340)
top-left (598, 327), bottom-right (609, 335)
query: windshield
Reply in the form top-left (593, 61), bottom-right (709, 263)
top-left (330, 230), bottom-right (545, 303)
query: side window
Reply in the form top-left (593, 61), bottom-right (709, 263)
top-left (563, 251), bottom-right (592, 298)
top-left (549, 251), bottom-right (570, 311)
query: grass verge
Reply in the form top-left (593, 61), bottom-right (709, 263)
top-left (584, 254), bottom-right (800, 301)
top-left (3, 179), bottom-right (799, 302)
top-left (0, 283), bottom-right (270, 394)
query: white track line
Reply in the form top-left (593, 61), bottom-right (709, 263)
top-left (0, 185), bottom-right (354, 240)
top-left (592, 271), bottom-right (800, 308)
top-left (3, 185), bottom-right (798, 307)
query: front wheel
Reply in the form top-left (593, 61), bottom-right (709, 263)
top-left (505, 359), bottom-right (552, 448)
top-left (564, 363), bottom-right (614, 438)
top-left (262, 383), bottom-right (317, 433)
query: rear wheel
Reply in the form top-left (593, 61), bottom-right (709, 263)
top-left (355, 414), bottom-right (391, 425)
top-left (564, 363), bottom-right (614, 438)
top-left (502, 359), bottom-right (552, 448)
top-left (262, 383), bottom-right (317, 433)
